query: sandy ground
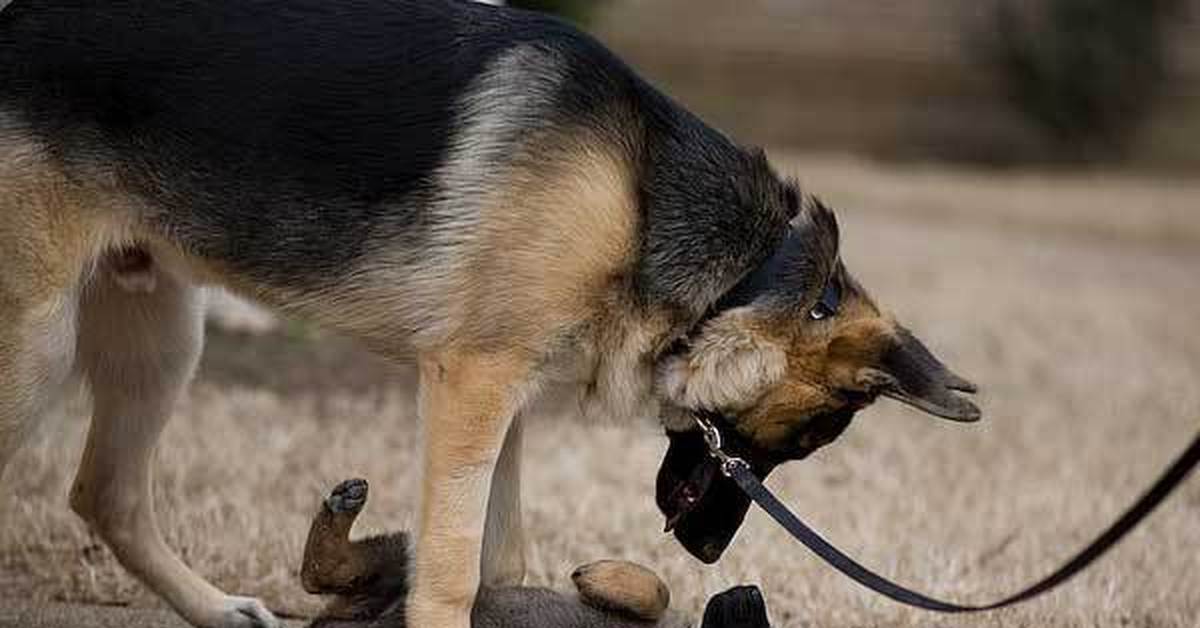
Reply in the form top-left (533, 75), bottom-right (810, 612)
top-left (0, 600), bottom-right (306, 628)
top-left (2, 155), bottom-right (1198, 627)
top-left (0, 600), bottom-right (194, 628)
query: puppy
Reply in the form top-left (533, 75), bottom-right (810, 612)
top-left (300, 479), bottom-right (771, 628)
top-left (0, 1), bottom-right (978, 627)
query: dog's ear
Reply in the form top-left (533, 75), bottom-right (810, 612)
top-left (658, 310), bottom-right (787, 412)
top-left (853, 326), bottom-right (980, 422)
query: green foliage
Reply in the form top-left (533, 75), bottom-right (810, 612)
top-left (984, 0), bottom-right (1182, 159)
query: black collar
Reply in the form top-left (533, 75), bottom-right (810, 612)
top-left (674, 225), bottom-right (815, 356)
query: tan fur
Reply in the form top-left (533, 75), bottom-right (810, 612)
top-left (0, 134), bottom-right (114, 478)
top-left (393, 117), bottom-right (658, 625)
top-left (408, 349), bottom-right (537, 628)
top-left (455, 135), bottom-right (638, 350)
top-left (658, 308), bottom-right (788, 413)
top-left (572, 560), bottom-right (671, 622)
top-left (455, 128), bottom-right (676, 427)
top-left (278, 45), bottom-right (638, 357)
top-left (0, 139), bottom-right (122, 309)
top-left (737, 282), bottom-right (899, 448)
top-left (575, 306), bottom-right (681, 427)
top-left (649, 256), bottom-right (924, 452)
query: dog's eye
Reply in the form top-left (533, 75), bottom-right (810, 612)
top-left (809, 280), bottom-right (841, 321)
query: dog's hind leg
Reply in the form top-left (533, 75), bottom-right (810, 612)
top-left (0, 294), bottom-right (78, 484)
top-left (0, 141), bottom-right (84, 484)
top-left (69, 259), bottom-right (279, 628)
top-left (407, 350), bottom-right (533, 628)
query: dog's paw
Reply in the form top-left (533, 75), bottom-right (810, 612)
top-left (326, 479), bottom-right (369, 514)
top-left (700, 585), bottom-right (770, 628)
top-left (571, 560), bottom-right (670, 621)
top-left (212, 595), bottom-right (281, 628)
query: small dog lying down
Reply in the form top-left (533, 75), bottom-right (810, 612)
top-left (301, 480), bottom-right (771, 628)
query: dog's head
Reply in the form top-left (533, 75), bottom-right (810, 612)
top-left (654, 195), bottom-right (979, 562)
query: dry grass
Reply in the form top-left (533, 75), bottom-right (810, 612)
top-left (2, 155), bottom-right (1199, 627)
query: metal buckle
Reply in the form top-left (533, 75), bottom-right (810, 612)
top-left (693, 412), bottom-right (750, 478)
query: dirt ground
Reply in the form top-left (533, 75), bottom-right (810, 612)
top-left (0, 599), bottom-right (306, 628)
top-left (2, 155), bottom-right (1198, 627)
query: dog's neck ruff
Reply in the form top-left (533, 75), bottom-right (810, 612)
top-left (695, 412), bottom-right (1200, 613)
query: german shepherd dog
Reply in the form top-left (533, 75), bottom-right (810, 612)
top-left (300, 479), bottom-right (771, 628)
top-left (0, 1), bottom-right (979, 627)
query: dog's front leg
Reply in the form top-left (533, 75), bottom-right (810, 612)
top-left (408, 350), bottom-right (531, 628)
top-left (481, 414), bottom-right (525, 587)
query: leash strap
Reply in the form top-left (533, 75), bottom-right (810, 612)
top-left (724, 428), bottom-right (1200, 612)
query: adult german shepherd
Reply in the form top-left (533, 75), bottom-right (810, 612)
top-left (0, 1), bottom-right (979, 627)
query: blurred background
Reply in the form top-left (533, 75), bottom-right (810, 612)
top-left (530, 0), bottom-right (1200, 169)
top-left (3, 2), bottom-right (1198, 627)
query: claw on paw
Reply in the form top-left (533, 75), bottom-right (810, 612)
top-left (326, 478), bottom-right (369, 514)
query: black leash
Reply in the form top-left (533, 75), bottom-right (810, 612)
top-left (695, 415), bottom-right (1200, 612)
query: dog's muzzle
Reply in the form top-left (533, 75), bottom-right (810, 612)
top-left (656, 408), bottom-right (856, 563)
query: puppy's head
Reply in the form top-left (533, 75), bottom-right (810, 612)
top-left (655, 196), bottom-right (979, 562)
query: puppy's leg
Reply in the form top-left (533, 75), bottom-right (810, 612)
top-left (303, 479), bottom-right (410, 624)
top-left (301, 478), bottom-right (409, 596)
top-left (480, 414), bottom-right (525, 587)
top-left (70, 265), bottom-right (279, 628)
top-left (407, 350), bottom-right (531, 628)
top-left (572, 560), bottom-right (671, 622)
top-left (302, 478), bottom-right (372, 594)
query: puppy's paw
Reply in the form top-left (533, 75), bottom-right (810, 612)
top-left (571, 560), bottom-right (669, 621)
top-left (326, 479), bottom-right (369, 514)
top-left (700, 585), bottom-right (770, 628)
